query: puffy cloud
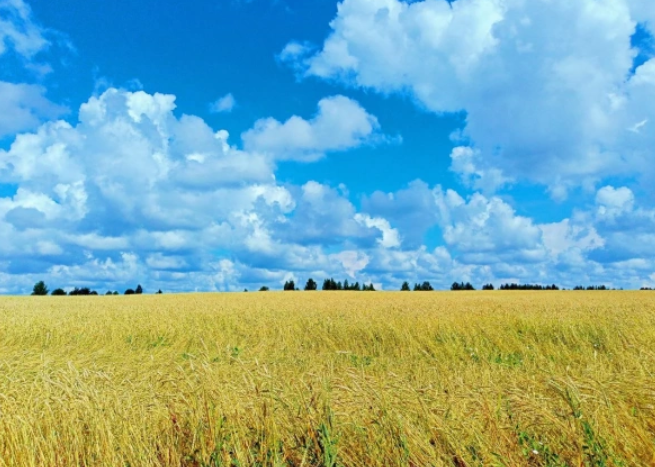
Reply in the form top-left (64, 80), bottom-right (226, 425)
top-left (0, 82), bottom-right (67, 137)
top-left (596, 185), bottom-right (635, 221)
top-left (356, 179), bottom-right (655, 287)
top-left (432, 188), bottom-right (547, 265)
top-left (268, 181), bottom-right (395, 249)
top-left (0, 87), bottom-right (412, 293)
top-left (362, 180), bottom-right (438, 249)
top-left (289, 0), bottom-right (655, 192)
top-left (277, 41), bottom-right (313, 69)
top-left (354, 214), bottom-right (400, 248)
top-left (0, 89), bottom-right (279, 233)
top-left (209, 93), bottom-right (236, 113)
top-left (334, 250), bottom-right (369, 277)
top-left (3, 84), bottom-right (655, 292)
top-left (242, 95), bottom-right (382, 161)
top-left (540, 219), bottom-right (604, 259)
top-left (449, 146), bottom-right (510, 194)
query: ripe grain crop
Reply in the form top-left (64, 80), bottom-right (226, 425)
top-left (0, 291), bottom-right (654, 466)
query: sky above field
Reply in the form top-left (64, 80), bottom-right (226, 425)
top-left (1, 0), bottom-right (655, 293)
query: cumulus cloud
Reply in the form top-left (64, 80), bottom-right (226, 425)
top-left (0, 82), bottom-right (67, 137)
top-left (432, 188), bottom-right (547, 265)
top-left (0, 87), bottom-right (411, 293)
top-left (5, 1), bottom-right (655, 293)
top-left (288, 0), bottom-right (655, 192)
top-left (334, 250), bottom-right (369, 277)
top-left (449, 146), bottom-right (511, 194)
top-left (596, 186), bottom-right (635, 221)
top-left (209, 93), bottom-right (236, 113)
top-left (278, 41), bottom-right (312, 63)
top-left (242, 95), bottom-right (382, 161)
top-left (356, 177), bottom-right (655, 287)
top-left (354, 214), bottom-right (400, 248)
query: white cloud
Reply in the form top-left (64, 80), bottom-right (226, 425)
top-left (596, 185), bottom-right (635, 220)
top-left (449, 146), bottom-right (510, 193)
top-left (0, 0), bottom-right (49, 59)
top-left (242, 95), bottom-right (382, 161)
top-left (145, 253), bottom-right (189, 271)
top-left (334, 250), bottom-right (369, 277)
top-left (0, 82), bottom-right (67, 137)
top-left (210, 93), bottom-right (236, 113)
top-left (0, 87), bottom-right (412, 292)
top-left (289, 0), bottom-right (655, 192)
top-left (278, 41), bottom-right (312, 63)
top-left (3, 85), bottom-right (655, 292)
top-left (354, 213), bottom-right (400, 248)
top-left (433, 188), bottom-right (546, 264)
top-left (540, 219), bottom-right (604, 259)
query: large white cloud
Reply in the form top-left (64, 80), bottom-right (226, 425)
top-left (0, 87), bottom-right (410, 293)
top-left (287, 0), bottom-right (655, 192)
top-left (4, 0), bottom-right (655, 292)
top-left (0, 82), bottom-right (67, 137)
top-left (242, 95), bottom-right (382, 161)
top-left (359, 178), bottom-right (655, 288)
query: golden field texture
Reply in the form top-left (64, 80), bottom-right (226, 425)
top-left (0, 291), bottom-right (654, 467)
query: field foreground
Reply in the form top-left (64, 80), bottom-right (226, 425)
top-left (0, 292), bottom-right (654, 466)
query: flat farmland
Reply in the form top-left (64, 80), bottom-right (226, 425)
top-left (0, 292), bottom-right (654, 466)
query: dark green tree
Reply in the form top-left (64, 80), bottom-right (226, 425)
top-left (283, 280), bottom-right (296, 291)
top-left (51, 288), bottom-right (66, 296)
top-left (31, 281), bottom-right (49, 296)
top-left (401, 281), bottom-right (410, 291)
top-left (135, 284), bottom-right (143, 294)
top-left (125, 288), bottom-right (135, 295)
top-left (451, 282), bottom-right (474, 291)
top-left (414, 281), bottom-right (434, 291)
top-left (323, 278), bottom-right (340, 290)
top-left (304, 278), bottom-right (317, 291)
top-left (69, 287), bottom-right (91, 296)
top-left (259, 286), bottom-right (269, 291)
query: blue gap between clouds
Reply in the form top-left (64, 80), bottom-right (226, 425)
top-left (0, 184), bottom-right (18, 198)
top-left (631, 23), bottom-right (654, 74)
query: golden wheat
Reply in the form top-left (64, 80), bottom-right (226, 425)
top-left (0, 291), bottom-right (654, 466)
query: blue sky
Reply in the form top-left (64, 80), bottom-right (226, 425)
top-left (1, 0), bottom-right (655, 293)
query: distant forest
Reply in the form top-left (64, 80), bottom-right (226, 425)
top-left (29, 278), bottom-right (636, 296)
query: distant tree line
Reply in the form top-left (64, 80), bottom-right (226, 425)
top-left (404, 281), bottom-right (434, 291)
top-left (280, 278), bottom-right (376, 291)
top-left (402, 281), bottom-right (620, 291)
top-left (31, 281), bottom-right (161, 296)
top-left (499, 283), bottom-right (560, 290)
top-left (31, 278), bottom-right (635, 296)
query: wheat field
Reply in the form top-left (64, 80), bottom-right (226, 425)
top-left (0, 291), bottom-right (654, 466)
